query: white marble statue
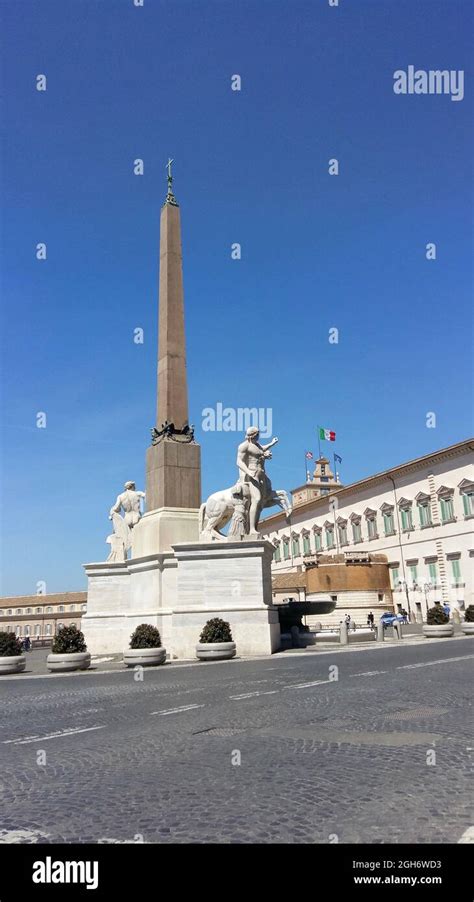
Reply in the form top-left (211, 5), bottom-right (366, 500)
top-left (106, 481), bottom-right (145, 560)
top-left (199, 428), bottom-right (292, 541)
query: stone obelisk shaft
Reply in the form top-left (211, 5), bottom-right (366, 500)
top-left (156, 202), bottom-right (188, 430)
top-left (144, 178), bottom-right (201, 514)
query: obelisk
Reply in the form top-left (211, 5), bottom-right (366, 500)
top-left (132, 162), bottom-right (201, 555)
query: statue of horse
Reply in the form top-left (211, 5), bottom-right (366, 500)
top-left (199, 480), bottom-right (292, 541)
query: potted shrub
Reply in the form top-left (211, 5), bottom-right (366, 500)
top-left (47, 625), bottom-right (91, 672)
top-left (0, 631), bottom-right (26, 675)
top-left (124, 624), bottom-right (166, 667)
top-left (461, 605), bottom-right (474, 636)
top-left (196, 618), bottom-right (236, 661)
top-left (423, 604), bottom-right (454, 638)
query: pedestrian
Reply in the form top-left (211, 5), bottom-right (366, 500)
top-left (367, 611), bottom-right (374, 629)
top-left (25, 636), bottom-right (31, 652)
top-left (345, 613), bottom-right (351, 627)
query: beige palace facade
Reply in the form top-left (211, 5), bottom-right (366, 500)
top-left (259, 439), bottom-right (474, 623)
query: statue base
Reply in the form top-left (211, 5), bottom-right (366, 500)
top-left (82, 540), bottom-right (280, 659)
top-left (131, 506), bottom-right (200, 556)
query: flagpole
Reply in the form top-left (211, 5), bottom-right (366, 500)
top-left (304, 452), bottom-right (308, 483)
top-left (317, 426), bottom-right (321, 459)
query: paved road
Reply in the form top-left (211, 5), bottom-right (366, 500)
top-left (1, 639), bottom-right (472, 844)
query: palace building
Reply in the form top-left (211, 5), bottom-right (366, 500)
top-left (0, 592), bottom-right (87, 643)
top-left (259, 438), bottom-right (474, 624)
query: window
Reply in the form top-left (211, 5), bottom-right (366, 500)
top-left (400, 506), bottom-right (413, 531)
top-left (320, 476), bottom-right (329, 483)
top-left (273, 544), bottom-right (281, 563)
top-left (382, 508), bottom-right (395, 535)
top-left (451, 558), bottom-right (462, 582)
top-left (313, 530), bottom-right (322, 552)
top-left (390, 567), bottom-right (400, 589)
top-left (325, 526), bottom-right (335, 549)
top-left (34, 624), bottom-right (41, 636)
top-left (351, 519), bottom-right (362, 543)
top-left (70, 604), bottom-right (75, 611)
top-left (7, 609), bottom-right (12, 616)
top-left (35, 607), bottom-right (42, 614)
top-left (320, 488), bottom-right (329, 495)
top-left (24, 625), bottom-right (30, 636)
top-left (15, 608), bottom-right (22, 615)
top-left (338, 521), bottom-right (348, 546)
top-left (292, 535), bottom-right (300, 557)
top-left (282, 539), bottom-right (290, 560)
top-left (462, 492), bottom-right (474, 517)
top-left (57, 622), bottom-right (64, 630)
top-left (46, 606), bottom-right (53, 613)
top-left (15, 626), bottom-right (21, 637)
top-left (45, 624), bottom-right (52, 636)
top-left (81, 604), bottom-right (87, 612)
top-left (440, 497), bottom-right (454, 522)
top-left (302, 534), bottom-right (311, 555)
top-left (408, 564), bottom-right (418, 585)
top-left (26, 608), bottom-right (32, 614)
top-left (418, 501), bottom-right (432, 527)
top-left (58, 605), bottom-right (65, 613)
top-left (367, 516), bottom-right (377, 539)
top-left (428, 561), bottom-right (438, 584)
top-left (320, 465), bottom-right (326, 476)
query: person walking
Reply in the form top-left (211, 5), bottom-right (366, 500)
top-left (367, 611), bottom-right (375, 629)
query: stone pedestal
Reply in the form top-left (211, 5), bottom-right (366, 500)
top-left (131, 506), bottom-right (200, 556)
top-left (146, 440), bottom-right (201, 511)
top-left (82, 540), bottom-right (281, 659)
top-left (169, 540), bottom-right (280, 658)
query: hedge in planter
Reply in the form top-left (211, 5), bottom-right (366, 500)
top-left (130, 624), bottom-right (162, 648)
top-left (0, 631), bottom-right (23, 657)
top-left (47, 625), bottom-right (90, 672)
top-left (124, 624), bottom-right (166, 667)
top-left (196, 618), bottom-right (236, 660)
top-left (0, 631), bottom-right (26, 674)
top-left (426, 605), bottom-right (449, 626)
top-left (199, 618), bottom-right (233, 643)
top-left (461, 604), bottom-right (474, 635)
top-left (52, 624), bottom-right (87, 654)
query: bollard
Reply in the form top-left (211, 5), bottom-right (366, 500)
top-left (376, 622), bottom-right (384, 642)
top-left (339, 621), bottom-right (348, 645)
top-left (393, 621), bottom-right (403, 640)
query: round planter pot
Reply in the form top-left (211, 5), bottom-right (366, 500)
top-left (47, 652), bottom-right (91, 672)
top-left (123, 647), bottom-right (167, 667)
top-left (422, 624), bottom-right (454, 639)
top-left (461, 622), bottom-right (474, 635)
top-left (0, 655), bottom-right (26, 675)
top-left (196, 641), bottom-right (236, 661)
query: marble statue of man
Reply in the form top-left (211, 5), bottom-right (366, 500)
top-left (109, 481), bottom-right (145, 530)
top-left (236, 427), bottom-right (279, 533)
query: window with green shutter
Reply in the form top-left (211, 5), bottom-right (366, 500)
top-left (282, 540), bottom-right (289, 560)
top-left (462, 492), bottom-right (474, 516)
top-left (390, 567), bottom-right (399, 589)
top-left (418, 502), bottom-right (432, 527)
top-left (451, 558), bottom-right (461, 581)
top-left (326, 528), bottom-right (334, 549)
top-left (352, 520), bottom-right (362, 542)
top-left (409, 564), bottom-right (418, 584)
top-left (383, 511), bottom-right (394, 534)
top-left (292, 536), bottom-right (300, 557)
top-left (303, 534), bottom-right (310, 555)
top-left (273, 545), bottom-right (281, 562)
top-left (440, 497), bottom-right (454, 522)
top-left (314, 531), bottom-right (322, 551)
top-left (400, 507), bottom-right (413, 530)
top-left (428, 561), bottom-right (437, 583)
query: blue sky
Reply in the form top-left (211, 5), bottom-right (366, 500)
top-left (1, 0), bottom-right (472, 595)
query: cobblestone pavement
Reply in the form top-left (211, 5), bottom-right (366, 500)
top-left (0, 639), bottom-right (472, 844)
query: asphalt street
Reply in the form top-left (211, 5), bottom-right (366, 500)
top-left (1, 639), bottom-right (472, 844)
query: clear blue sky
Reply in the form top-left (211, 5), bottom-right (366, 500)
top-left (1, 0), bottom-right (472, 595)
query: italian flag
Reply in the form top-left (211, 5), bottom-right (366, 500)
top-left (319, 427), bottom-right (336, 442)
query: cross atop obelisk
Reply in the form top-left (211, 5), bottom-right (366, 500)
top-left (144, 162), bottom-right (201, 513)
